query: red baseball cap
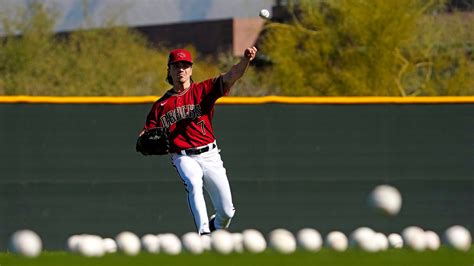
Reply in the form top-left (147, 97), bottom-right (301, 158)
top-left (168, 48), bottom-right (193, 65)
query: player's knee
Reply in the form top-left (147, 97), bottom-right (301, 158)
top-left (185, 176), bottom-right (203, 192)
top-left (221, 206), bottom-right (235, 220)
top-left (216, 207), bottom-right (235, 229)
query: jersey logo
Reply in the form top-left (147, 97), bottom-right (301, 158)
top-left (160, 101), bottom-right (167, 106)
top-left (160, 104), bottom-right (202, 128)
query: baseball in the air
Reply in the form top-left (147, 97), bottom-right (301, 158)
top-left (9, 230), bottom-right (43, 257)
top-left (368, 184), bottom-right (402, 216)
top-left (259, 9), bottom-right (270, 19)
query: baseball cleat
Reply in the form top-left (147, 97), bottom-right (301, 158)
top-left (209, 214), bottom-right (216, 232)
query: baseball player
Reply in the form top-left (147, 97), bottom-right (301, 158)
top-left (138, 46), bottom-right (258, 235)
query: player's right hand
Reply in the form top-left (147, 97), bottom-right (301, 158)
top-left (244, 46), bottom-right (258, 61)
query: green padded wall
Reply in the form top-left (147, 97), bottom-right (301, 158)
top-left (0, 103), bottom-right (472, 249)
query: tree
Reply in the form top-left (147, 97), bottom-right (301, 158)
top-left (261, 0), bottom-right (473, 96)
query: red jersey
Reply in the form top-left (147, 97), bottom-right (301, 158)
top-left (144, 76), bottom-right (228, 153)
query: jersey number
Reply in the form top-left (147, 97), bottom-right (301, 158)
top-left (197, 120), bottom-right (206, 135)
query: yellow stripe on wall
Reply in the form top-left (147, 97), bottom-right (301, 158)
top-left (0, 95), bottom-right (473, 104)
top-left (217, 96), bottom-right (474, 104)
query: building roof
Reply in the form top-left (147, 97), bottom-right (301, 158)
top-left (0, 0), bottom-right (275, 33)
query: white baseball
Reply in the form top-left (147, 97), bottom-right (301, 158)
top-left (296, 228), bottom-right (322, 252)
top-left (182, 232), bottom-right (204, 254)
top-left (66, 235), bottom-right (83, 253)
top-left (259, 9), bottom-right (270, 19)
top-left (159, 233), bottom-right (182, 255)
top-left (349, 227), bottom-right (381, 252)
top-left (10, 230), bottom-right (42, 258)
top-left (444, 225), bottom-right (472, 252)
top-left (211, 230), bottom-right (234, 254)
top-left (325, 231), bottom-right (348, 252)
top-left (77, 235), bottom-right (105, 257)
top-left (424, 231), bottom-right (440, 251)
top-left (368, 185), bottom-right (402, 216)
top-left (388, 233), bottom-right (403, 248)
top-left (232, 233), bottom-right (244, 253)
top-left (102, 238), bottom-right (117, 253)
top-left (374, 232), bottom-right (389, 251)
top-left (268, 229), bottom-right (297, 254)
top-left (402, 226), bottom-right (427, 251)
top-left (242, 229), bottom-right (267, 253)
top-left (201, 234), bottom-right (212, 251)
top-left (116, 231), bottom-right (141, 256)
top-left (141, 234), bottom-right (160, 253)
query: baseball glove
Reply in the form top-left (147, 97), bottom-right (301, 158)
top-left (136, 127), bottom-right (170, 156)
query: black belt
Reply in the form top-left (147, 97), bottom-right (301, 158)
top-left (180, 143), bottom-right (216, 156)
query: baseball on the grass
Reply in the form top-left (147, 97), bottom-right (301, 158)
top-left (374, 232), bottom-right (389, 251)
top-left (232, 233), bottom-right (244, 253)
top-left (102, 238), bottom-right (117, 253)
top-left (158, 233), bottom-right (182, 255)
top-left (349, 227), bottom-right (377, 252)
top-left (77, 235), bottom-right (105, 257)
top-left (268, 229), bottom-right (297, 254)
top-left (443, 225), bottom-right (472, 252)
top-left (402, 226), bottom-right (427, 251)
top-left (296, 228), bottom-right (322, 252)
top-left (211, 230), bottom-right (234, 254)
top-left (424, 231), bottom-right (440, 251)
top-left (325, 231), bottom-right (348, 252)
top-left (181, 232), bottom-right (204, 254)
top-left (242, 229), bottom-right (267, 253)
top-left (116, 231), bottom-right (141, 256)
top-left (388, 233), bottom-right (404, 248)
top-left (141, 234), bottom-right (160, 253)
top-left (10, 229), bottom-right (43, 258)
top-left (67, 235), bottom-right (82, 252)
top-left (200, 234), bottom-right (212, 251)
top-left (259, 9), bottom-right (270, 19)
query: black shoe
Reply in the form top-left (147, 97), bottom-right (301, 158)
top-left (209, 215), bottom-right (216, 232)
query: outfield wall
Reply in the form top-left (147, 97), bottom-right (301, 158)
top-left (0, 97), bottom-right (473, 249)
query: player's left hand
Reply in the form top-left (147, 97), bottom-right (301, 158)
top-left (244, 46), bottom-right (258, 61)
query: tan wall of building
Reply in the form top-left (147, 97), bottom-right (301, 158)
top-left (233, 18), bottom-right (265, 56)
top-left (135, 18), bottom-right (263, 57)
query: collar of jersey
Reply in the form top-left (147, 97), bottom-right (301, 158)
top-left (166, 83), bottom-right (193, 97)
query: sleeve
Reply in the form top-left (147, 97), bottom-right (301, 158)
top-left (200, 75), bottom-right (227, 102)
top-left (143, 101), bottom-right (160, 131)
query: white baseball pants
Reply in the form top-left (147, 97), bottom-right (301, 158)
top-left (171, 142), bottom-right (235, 234)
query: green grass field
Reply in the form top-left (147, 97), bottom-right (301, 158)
top-left (0, 248), bottom-right (473, 266)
